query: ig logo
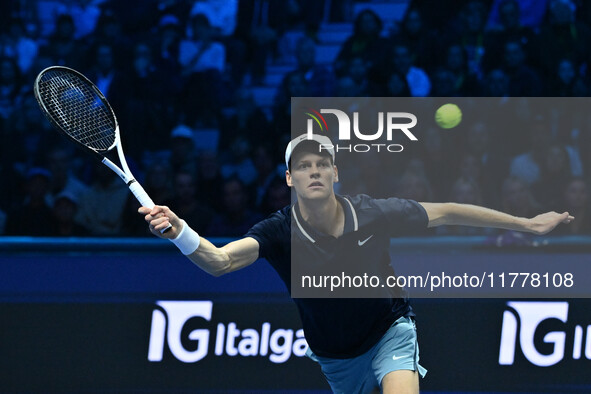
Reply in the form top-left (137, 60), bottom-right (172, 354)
top-left (499, 301), bottom-right (568, 367)
top-left (148, 301), bottom-right (212, 363)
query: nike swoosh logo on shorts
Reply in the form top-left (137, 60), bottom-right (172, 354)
top-left (392, 355), bottom-right (407, 361)
top-left (358, 235), bottom-right (374, 246)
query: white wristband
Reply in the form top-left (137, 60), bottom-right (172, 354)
top-left (169, 220), bottom-right (201, 255)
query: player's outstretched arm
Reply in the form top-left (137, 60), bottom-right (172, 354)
top-left (139, 205), bottom-right (259, 276)
top-left (420, 202), bottom-right (574, 235)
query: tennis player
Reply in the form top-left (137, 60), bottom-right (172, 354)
top-left (139, 133), bottom-right (573, 394)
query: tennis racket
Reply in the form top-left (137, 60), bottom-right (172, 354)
top-left (34, 66), bottom-right (171, 233)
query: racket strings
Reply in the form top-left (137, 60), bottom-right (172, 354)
top-left (37, 70), bottom-right (116, 151)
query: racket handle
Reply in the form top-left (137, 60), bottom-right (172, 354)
top-left (129, 181), bottom-right (172, 234)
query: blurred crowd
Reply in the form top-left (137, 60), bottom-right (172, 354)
top-left (1, 0), bottom-right (590, 239)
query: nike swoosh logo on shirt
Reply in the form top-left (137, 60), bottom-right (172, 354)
top-left (357, 235), bottom-right (374, 246)
top-left (392, 355), bottom-right (407, 361)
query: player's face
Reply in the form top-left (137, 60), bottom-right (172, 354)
top-left (286, 152), bottom-right (338, 201)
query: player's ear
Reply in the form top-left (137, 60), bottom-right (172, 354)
top-left (333, 165), bottom-right (339, 183)
top-left (286, 169), bottom-right (293, 187)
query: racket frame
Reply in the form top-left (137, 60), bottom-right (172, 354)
top-left (34, 66), bottom-right (170, 232)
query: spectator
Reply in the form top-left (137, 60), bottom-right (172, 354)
top-left (189, 0), bottom-right (239, 38)
top-left (457, 154), bottom-right (483, 185)
top-left (388, 43), bottom-right (431, 97)
top-left (510, 115), bottom-right (583, 185)
top-left (83, 10), bottom-right (132, 68)
top-left (533, 145), bottom-right (573, 210)
top-left (480, 68), bottom-right (510, 96)
top-left (179, 13), bottom-right (225, 75)
top-left (547, 57), bottom-right (589, 96)
top-left (444, 1), bottom-right (490, 80)
top-left (274, 71), bottom-right (311, 119)
top-left (509, 116), bottom-right (553, 185)
top-left (9, 91), bottom-right (53, 136)
top-left (60, 0), bottom-right (105, 40)
top-left (220, 136), bottom-right (257, 186)
top-left (483, 0), bottom-right (537, 72)
top-left (486, 0), bottom-right (549, 29)
top-left (281, 36), bottom-right (335, 98)
top-left (85, 42), bottom-right (127, 112)
top-left (260, 174), bottom-right (291, 215)
top-left (178, 13), bottom-right (225, 123)
top-left (395, 168), bottom-right (434, 203)
top-left (535, 0), bottom-right (591, 79)
top-left (252, 144), bottom-right (284, 208)
top-left (196, 149), bottom-right (224, 212)
top-left (390, 6), bottom-right (439, 71)
top-left (334, 9), bottom-right (389, 78)
top-left (436, 177), bottom-right (494, 236)
top-left (501, 175), bottom-right (542, 218)
top-left (153, 14), bottom-right (182, 74)
top-left (553, 177), bottom-right (591, 234)
top-left (342, 57), bottom-right (371, 95)
top-left (443, 43), bottom-right (480, 96)
top-left (233, 0), bottom-right (290, 84)
top-left (0, 17), bottom-right (39, 75)
top-left (0, 57), bottom-right (25, 123)
top-left (144, 162), bottom-right (174, 205)
top-left (430, 67), bottom-right (460, 97)
top-left (334, 75), bottom-right (364, 98)
top-left (488, 175), bottom-right (543, 246)
top-left (45, 145), bottom-right (88, 203)
top-left (52, 192), bottom-right (88, 236)
top-left (75, 165), bottom-right (129, 236)
top-left (6, 93), bottom-right (54, 184)
top-left (39, 14), bottom-right (83, 68)
top-left (119, 41), bottom-right (177, 157)
top-left (385, 71), bottom-right (411, 97)
top-left (168, 124), bottom-right (198, 176)
top-left (339, 153), bottom-right (395, 199)
top-left (5, 168), bottom-right (54, 236)
top-left (501, 39), bottom-right (542, 96)
top-left (207, 177), bottom-right (263, 237)
top-left (416, 126), bottom-right (456, 200)
top-left (465, 121), bottom-right (510, 208)
top-left (165, 171), bottom-right (215, 233)
top-left (219, 87), bottom-right (272, 148)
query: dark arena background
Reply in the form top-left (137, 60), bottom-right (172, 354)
top-left (1, 0), bottom-right (591, 393)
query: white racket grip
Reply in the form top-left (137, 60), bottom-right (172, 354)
top-left (129, 181), bottom-right (154, 208)
top-left (129, 181), bottom-right (172, 234)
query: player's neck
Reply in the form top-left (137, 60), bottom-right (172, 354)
top-left (298, 195), bottom-right (344, 238)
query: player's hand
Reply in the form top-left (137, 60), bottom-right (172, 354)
top-left (527, 211), bottom-right (574, 235)
top-left (138, 205), bottom-right (182, 239)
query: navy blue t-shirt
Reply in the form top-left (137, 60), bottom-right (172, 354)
top-left (245, 194), bottom-right (429, 358)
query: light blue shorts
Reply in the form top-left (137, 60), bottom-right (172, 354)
top-left (306, 316), bottom-right (427, 394)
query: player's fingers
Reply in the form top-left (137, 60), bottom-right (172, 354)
top-left (150, 217), bottom-right (170, 232)
top-left (145, 210), bottom-right (170, 222)
top-left (149, 217), bottom-right (170, 227)
top-left (138, 206), bottom-right (151, 215)
top-left (154, 220), bottom-right (171, 231)
top-left (149, 205), bottom-right (166, 216)
top-left (559, 212), bottom-right (573, 223)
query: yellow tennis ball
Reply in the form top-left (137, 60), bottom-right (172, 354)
top-left (435, 103), bottom-right (462, 129)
